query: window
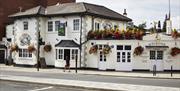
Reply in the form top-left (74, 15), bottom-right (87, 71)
top-left (55, 21), bottom-right (60, 31)
top-left (71, 49), bottom-right (78, 60)
top-left (58, 49), bottom-right (63, 59)
top-left (125, 46), bottom-right (131, 50)
top-left (99, 45), bottom-right (102, 50)
top-left (95, 22), bottom-right (100, 30)
top-left (127, 52), bottom-right (131, 62)
top-left (23, 21), bottom-right (28, 30)
top-left (117, 52), bottom-right (121, 62)
top-left (100, 51), bottom-right (106, 62)
top-left (73, 19), bottom-right (80, 30)
top-left (122, 52), bottom-right (126, 62)
top-left (48, 21), bottom-right (53, 32)
top-left (150, 50), bottom-right (163, 60)
top-left (19, 49), bottom-right (32, 58)
top-left (157, 51), bottom-right (163, 60)
top-left (150, 51), bottom-right (156, 60)
top-left (117, 45), bottom-right (123, 50)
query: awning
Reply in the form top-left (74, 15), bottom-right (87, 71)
top-left (0, 44), bottom-right (7, 49)
top-left (145, 46), bottom-right (169, 48)
top-left (55, 40), bottom-right (79, 47)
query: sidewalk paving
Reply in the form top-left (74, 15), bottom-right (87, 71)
top-left (0, 64), bottom-right (180, 79)
top-left (0, 64), bottom-right (180, 91)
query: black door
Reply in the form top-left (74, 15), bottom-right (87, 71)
top-left (0, 50), bottom-right (5, 64)
top-left (64, 49), bottom-right (70, 60)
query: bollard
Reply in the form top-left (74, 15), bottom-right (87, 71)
top-left (171, 65), bottom-right (173, 77)
top-left (75, 55), bottom-right (78, 73)
top-left (153, 65), bottom-right (156, 76)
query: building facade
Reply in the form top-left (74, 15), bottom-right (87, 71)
top-left (0, 0), bottom-right (75, 64)
top-left (6, 2), bottom-right (180, 71)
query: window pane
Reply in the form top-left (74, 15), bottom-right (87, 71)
top-left (157, 51), bottom-right (163, 60)
top-left (125, 46), bottom-right (131, 50)
top-left (150, 51), bottom-right (156, 60)
top-left (117, 45), bottom-right (123, 50)
top-left (23, 21), bottom-right (28, 30)
top-left (73, 19), bottom-right (80, 30)
top-left (48, 21), bottom-right (53, 31)
top-left (55, 21), bottom-right (60, 31)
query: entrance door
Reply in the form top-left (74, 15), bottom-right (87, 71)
top-left (0, 50), bottom-right (5, 64)
top-left (150, 50), bottom-right (164, 71)
top-left (64, 49), bottom-right (70, 60)
top-left (98, 51), bottom-right (107, 70)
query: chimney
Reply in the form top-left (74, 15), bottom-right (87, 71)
top-left (19, 7), bottom-right (22, 12)
top-left (123, 9), bottom-right (127, 16)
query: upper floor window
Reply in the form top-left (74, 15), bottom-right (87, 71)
top-left (95, 22), bottom-right (100, 30)
top-left (73, 19), bottom-right (80, 31)
top-left (23, 21), bottom-right (28, 30)
top-left (48, 21), bottom-right (53, 32)
top-left (55, 21), bottom-right (60, 31)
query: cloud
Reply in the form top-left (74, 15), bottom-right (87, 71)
top-left (77, 0), bottom-right (180, 29)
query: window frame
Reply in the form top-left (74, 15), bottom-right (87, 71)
top-left (23, 21), bottom-right (28, 30)
top-left (48, 21), bottom-right (53, 32)
top-left (19, 49), bottom-right (32, 58)
top-left (73, 19), bottom-right (80, 31)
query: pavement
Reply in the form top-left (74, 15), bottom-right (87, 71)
top-left (0, 64), bottom-right (180, 91)
top-left (0, 64), bottom-right (180, 79)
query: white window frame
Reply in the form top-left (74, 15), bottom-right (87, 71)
top-left (116, 45), bottom-right (131, 63)
top-left (95, 22), bottom-right (100, 30)
top-left (150, 50), bottom-right (163, 60)
top-left (71, 49), bottom-right (78, 60)
top-left (56, 49), bottom-right (63, 60)
top-left (23, 21), bottom-right (28, 30)
top-left (73, 19), bottom-right (80, 31)
top-left (48, 21), bottom-right (53, 32)
top-left (19, 49), bottom-right (32, 58)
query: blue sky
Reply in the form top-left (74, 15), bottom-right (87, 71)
top-left (77, 0), bottom-right (180, 29)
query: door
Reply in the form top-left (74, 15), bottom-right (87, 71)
top-left (0, 50), bottom-right (5, 64)
top-left (150, 50), bottom-right (164, 71)
top-left (64, 49), bottom-right (70, 61)
top-left (98, 51), bottom-right (107, 70)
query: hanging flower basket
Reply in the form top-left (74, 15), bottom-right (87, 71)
top-left (44, 44), bottom-right (52, 52)
top-left (133, 46), bottom-right (144, 56)
top-left (102, 45), bottom-right (111, 54)
top-left (89, 45), bottom-right (98, 54)
top-left (28, 45), bottom-right (36, 52)
top-left (170, 47), bottom-right (180, 56)
top-left (10, 44), bottom-right (19, 52)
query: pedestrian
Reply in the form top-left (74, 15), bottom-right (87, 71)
top-left (64, 56), bottom-right (70, 72)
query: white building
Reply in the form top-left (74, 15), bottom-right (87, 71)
top-left (6, 2), bottom-right (180, 71)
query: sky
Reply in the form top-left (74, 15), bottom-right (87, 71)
top-left (77, 0), bottom-right (180, 29)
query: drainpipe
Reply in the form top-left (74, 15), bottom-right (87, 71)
top-left (92, 16), bottom-right (95, 31)
top-left (37, 18), bottom-right (40, 71)
top-left (79, 15), bottom-right (83, 68)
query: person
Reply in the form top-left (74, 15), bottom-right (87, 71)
top-left (64, 56), bottom-right (70, 72)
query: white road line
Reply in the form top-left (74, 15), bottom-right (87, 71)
top-left (28, 86), bottom-right (53, 91)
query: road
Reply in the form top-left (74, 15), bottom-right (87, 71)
top-left (0, 80), bottom-right (104, 91)
top-left (0, 70), bottom-right (180, 88)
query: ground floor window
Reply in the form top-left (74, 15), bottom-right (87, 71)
top-left (116, 45), bottom-right (131, 63)
top-left (19, 49), bottom-right (32, 58)
top-left (150, 50), bottom-right (163, 60)
top-left (56, 49), bottom-right (78, 60)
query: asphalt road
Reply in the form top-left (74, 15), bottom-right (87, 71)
top-left (0, 70), bottom-right (180, 88)
top-left (0, 80), bottom-right (103, 91)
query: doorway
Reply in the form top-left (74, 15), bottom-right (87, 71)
top-left (0, 50), bottom-right (5, 64)
top-left (64, 49), bottom-right (70, 60)
top-left (150, 50), bottom-right (164, 71)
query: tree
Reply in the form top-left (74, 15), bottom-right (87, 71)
top-left (162, 14), bottom-right (167, 32)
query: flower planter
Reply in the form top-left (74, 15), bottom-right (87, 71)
top-left (170, 47), bottom-right (180, 56)
top-left (10, 44), bottom-right (19, 52)
top-left (44, 44), bottom-right (52, 52)
top-left (28, 45), bottom-right (36, 52)
top-left (89, 45), bottom-right (98, 54)
top-left (133, 46), bottom-right (144, 56)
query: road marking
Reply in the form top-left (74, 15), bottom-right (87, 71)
top-left (28, 86), bottom-right (53, 91)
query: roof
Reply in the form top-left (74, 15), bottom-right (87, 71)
top-left (55, 40), bottom-right (79, 47)
top-left (9, 6), bottom-right (46, 18)
top-left (9, 2), bottom-right (132, 21)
